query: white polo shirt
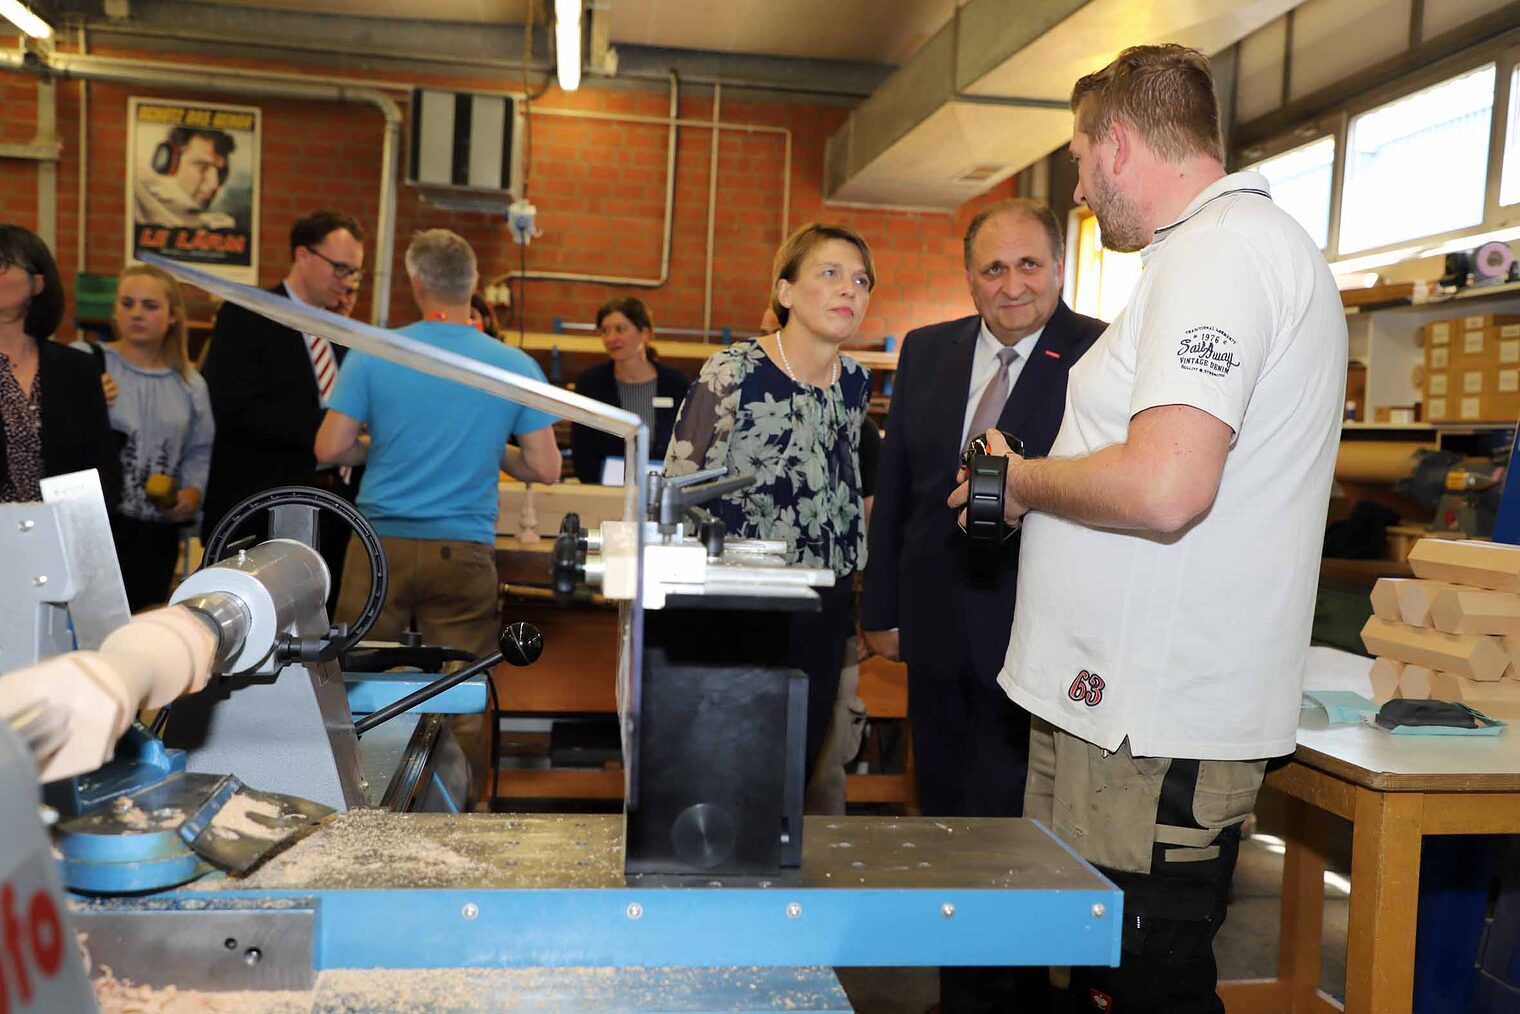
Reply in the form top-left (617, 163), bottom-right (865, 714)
top-left (999, 172), bottom-right (1347, 760)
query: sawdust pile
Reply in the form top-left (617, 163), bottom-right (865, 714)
top-left (92, 967), bottom-right (311, 1013)
top-left (227, 809), bottom-right (484, 889)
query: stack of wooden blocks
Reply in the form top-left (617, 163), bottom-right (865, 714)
top-left (1362, 538), bottom-right (1520, 718)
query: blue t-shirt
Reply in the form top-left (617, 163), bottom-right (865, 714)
top-left (328, 321), bottom-right (557, 544)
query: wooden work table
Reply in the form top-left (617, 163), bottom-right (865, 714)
top-left (1221, 701), bottom-right (1520, 1013)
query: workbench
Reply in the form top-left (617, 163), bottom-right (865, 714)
top-left (1219, 654), bottom-right (1520, 1014)
top-left (75, 814), bottom-right (1122, 1012)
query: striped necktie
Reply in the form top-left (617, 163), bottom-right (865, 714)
top-left (306, 333), bottom-right (336, 405)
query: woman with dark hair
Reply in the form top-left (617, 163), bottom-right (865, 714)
top-left (569, 296), bottom-right (689, 484)
top-left (469, 293), bottom-right (501, 340)
top-left (0, 225), bottom-right (121, 509)
top-left (665, 222), bottom-right (875, 781)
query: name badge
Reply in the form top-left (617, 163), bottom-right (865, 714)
top-left (653, 396), bottom-right (675, 408)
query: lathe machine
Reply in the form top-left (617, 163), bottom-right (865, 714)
top-left (0, 257), bottom-right (1122, 1012)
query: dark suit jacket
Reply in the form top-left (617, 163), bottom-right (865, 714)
top-left (569, 360), bottom-right (690, 483)
top-left (861, 301), bottom-right (1105, 685)
top-left (200, 282), bottom-right (338, 537)
top-left (0, 339), bottom-right (122, 510)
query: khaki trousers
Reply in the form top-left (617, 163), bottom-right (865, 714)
top-left (337, 535), bottom-right (500, 805)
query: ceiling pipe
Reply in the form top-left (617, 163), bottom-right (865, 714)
top-left (0, 47), bottom-right (404, 326)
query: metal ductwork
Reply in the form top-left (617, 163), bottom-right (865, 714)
top-left (824, 0), bottom-right (1300, 209)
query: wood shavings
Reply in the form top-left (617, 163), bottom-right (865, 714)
top-left (207, 794), bottom-right (288, 841)
top-left (103, 798), bottom-right (185, 832)
top-left (92, 966), bottom-right (311, 1013)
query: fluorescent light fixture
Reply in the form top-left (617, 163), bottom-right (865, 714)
top-left (555, 0), bottom-right (581, 92)
top-left (0, 0), bottom-right (53, 39)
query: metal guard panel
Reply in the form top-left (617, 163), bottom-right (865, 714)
top-left (141, 815), bottom-right (1121, 969)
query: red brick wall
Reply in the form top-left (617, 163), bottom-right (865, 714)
top-left (0, 44), bottom-right (1014, 346)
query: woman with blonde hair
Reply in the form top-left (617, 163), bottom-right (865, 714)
top-left (102, 262), bottom-right (215, 610)
top-left (666, 222), bottom-right (875, 780)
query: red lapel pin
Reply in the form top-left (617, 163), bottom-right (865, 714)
top-left (1043, 350), bottom-right (1062, 359)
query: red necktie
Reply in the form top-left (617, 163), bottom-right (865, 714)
top-left (306, 333), bottom-right (336, 405)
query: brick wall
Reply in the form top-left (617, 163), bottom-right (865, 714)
top-left (0, 43), bottom-right (1017, 347)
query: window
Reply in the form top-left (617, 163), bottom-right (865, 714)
top-left (1503, 65), bottom-right (1520, 208)
top-left (1070, 210), bottom-right (1142, 323)
top-left (1246, 136), bottom-right (1335, 249)
top-left (1339, 63), bottom-right (1496, 254)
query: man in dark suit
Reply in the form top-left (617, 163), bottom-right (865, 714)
top-left (861, 198), bottom-right (1104, 1009)
top-left (200, 209), bottom-right (365, 595)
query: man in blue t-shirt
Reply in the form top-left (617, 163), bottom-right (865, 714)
top-left (316, 229), bottom-right (560, 797)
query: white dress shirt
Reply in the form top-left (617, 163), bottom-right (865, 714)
top-left (959, 319), bottom-right (1045, 449)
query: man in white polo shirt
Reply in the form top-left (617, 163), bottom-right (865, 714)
top-left (950, 44), bottom-right (1346, 1012)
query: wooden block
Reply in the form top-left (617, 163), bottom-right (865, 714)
top-left (1369, 657), bottom-right (1404, 703)
top-left (1370, 579), bottom-right (1408, 622)
top-left (1435, 675), bottom-right (1520, 718)
top-left (1430, 587), bottom-right (1520, 635)
top-left (1398, 664), bottom-right (1438, 698)
top-left (1394, 580), bottom-right (1458, 627)
top-left (1408, 539), bottom-right (1520, 592)
top-left (1359, 617), bottom-right (1510, 682)
top-left (1501, 633), bottom-right (1520, 672)
top-left (1426, 671), bottom-right (1466, 701)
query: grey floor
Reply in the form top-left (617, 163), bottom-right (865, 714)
top-left (834, 802), bottom-right (1353, 1013)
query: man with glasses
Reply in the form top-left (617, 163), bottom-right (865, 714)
top-left (201, 209), bottom-right (367, 597)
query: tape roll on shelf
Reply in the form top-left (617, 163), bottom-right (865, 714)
top-left (1335, 441), bottom-right (1435, 484)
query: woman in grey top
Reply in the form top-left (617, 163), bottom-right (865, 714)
top-left (102, 263), bottom-right (215, 610)
top-left (568, 297), bottom-right (690, 483)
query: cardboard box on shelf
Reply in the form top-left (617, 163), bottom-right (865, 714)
top-left (1373, 405), bottom-right (1420, 424)
top-left (1458, 327), bottom-right (1520, 368)
top-left (1429, 314), bottom-right (1520, 341)
top-left (1423, 369), bottom-right (1520, 421)
top-left (1482, 393), bottom-right (1520, 424)
top-left (1426, 319), bottom-right (1520, 365)
top-left (1460, 314), bottom-right (1520, 333)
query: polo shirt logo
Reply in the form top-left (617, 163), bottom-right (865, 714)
top-left (1177, 325), bottom-right (1241, 378)
top-left (1068, 669), bottom-right (1105, 707)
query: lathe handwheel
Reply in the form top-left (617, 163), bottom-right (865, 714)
top-left (200, 485), bottom-right (388, 648)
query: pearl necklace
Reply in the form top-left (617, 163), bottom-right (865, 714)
top-left (774, 331), bottom-right (839, 387)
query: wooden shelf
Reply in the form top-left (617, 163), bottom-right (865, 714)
top-left (1343, 279), bottom-right (1520, 315)
top-left (510, 331), bottom-right (899, 370)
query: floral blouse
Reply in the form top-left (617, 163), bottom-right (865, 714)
top-left (664, 338), bottom-right (870, 577)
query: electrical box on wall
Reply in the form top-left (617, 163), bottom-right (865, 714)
top-left (408, 90), bottom-right (523, 200)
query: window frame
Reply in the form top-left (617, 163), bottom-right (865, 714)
top-left (1240, 129), bottom-right (1339, 251)
top-left (1232, 33), bottom-right (1520, 266)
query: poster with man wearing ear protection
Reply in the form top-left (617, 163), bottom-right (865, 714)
top-left (127, 97), bottom-right (260, 283)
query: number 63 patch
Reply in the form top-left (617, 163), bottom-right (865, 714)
top-left (1068, 669), bottom-right (1104, 707)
